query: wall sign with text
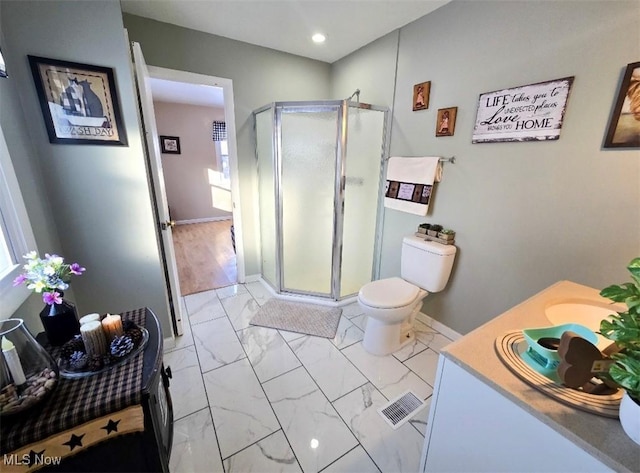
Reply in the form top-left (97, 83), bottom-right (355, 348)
top-left (472, 77), bottom-right (574, 143)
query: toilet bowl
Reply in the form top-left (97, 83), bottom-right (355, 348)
top-left (358, 236), bottom-right (456, 356)
top-left (358, 277), bottom-right (427, 355)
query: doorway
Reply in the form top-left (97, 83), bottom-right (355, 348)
top-left (146, 66), bottom-right (245, 296)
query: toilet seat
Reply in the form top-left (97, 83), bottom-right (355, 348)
top-left (359, 277), bottom-right (422, 309)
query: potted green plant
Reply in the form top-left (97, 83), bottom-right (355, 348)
top-left (599, 257), bottom-right (640, 445)
top-left (438, 228), bottom-right (456, 241)
top-left (418, 223), bottom-right (430, 235)
top-left (427, 224), bottom-right (442, 237)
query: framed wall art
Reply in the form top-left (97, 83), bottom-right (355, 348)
top-left (0, 47), bottom-right (7, 78)
top-left (160, 135), bottom-right (181, 154)
top-left (436, 107), bottom-right (458, 137)
top-left (472, 77), bottom-right (574, 143)
top-left (28, 55), bottom-right (127, 146)
top-left (413, 81), bottom-right (430, 111)
top-left (604, 62), bottom-right (640, 148)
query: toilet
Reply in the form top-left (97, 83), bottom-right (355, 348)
top-left (358, 236), bottom-right (457, 356)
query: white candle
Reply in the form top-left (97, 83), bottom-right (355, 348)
top-left (79, 313), bottom-right (101, 325)
top-left (80, 321), bottom-right (108, 357)
top-left (101, 314), bottom-right (123, 343)
top-left (1, 336), bottom-right (26, 385)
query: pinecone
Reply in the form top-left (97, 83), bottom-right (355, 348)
top-left (125, 327), bottom-right (143, 347)
top-left (61, 335), bottom-right (85, 360)
top-left (87, 354), bottom-right (104, 371)
top-left (110, 335), bottom-right (134, 358)
top-left (69, 351), bottom-right (88, 370)
top-left (103, 353), bottom-right (117, 366)
top-left (122, 319), bottom-right (136, 332)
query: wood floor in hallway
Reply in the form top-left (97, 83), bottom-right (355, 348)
top-left (171, 220), bottom-right (237, 296)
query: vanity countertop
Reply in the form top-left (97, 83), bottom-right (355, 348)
top-left (442, 280), bottom-right (639, 473)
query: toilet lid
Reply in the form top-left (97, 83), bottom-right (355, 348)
top-left (359, 277), bottom-right (421, 309)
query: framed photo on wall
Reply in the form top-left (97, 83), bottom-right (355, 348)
top-left (28, 55), bottom-right (127, 146)
top-left (160, 135), bottom-right (181, 154)
top-left (604, 61), bottom-right (640, 148)
top-left (413, 81), bottom-right (430, 111)
top-left (436, 107), bottom-right (458, 137)
top-left (0, 47), bottom-right (7, 78)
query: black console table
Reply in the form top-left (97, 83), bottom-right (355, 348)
top-left (1, 308), bottom-right (173, 473)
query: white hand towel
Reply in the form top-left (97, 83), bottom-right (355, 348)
top-left (384, 156), bottom-right (442, 216)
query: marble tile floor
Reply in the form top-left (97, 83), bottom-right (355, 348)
top-left (164, 281), bottom-right (453, 473)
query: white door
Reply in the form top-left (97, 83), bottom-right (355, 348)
top-left (131, 42), bottom-right (184, 336)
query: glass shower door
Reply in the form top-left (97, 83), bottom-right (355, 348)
top-left (279, 107), bottom-right (339, 296)
top-left (255, 107), bottom-right (278, 289)
top-left (340, 106), bottom-right (386, 298)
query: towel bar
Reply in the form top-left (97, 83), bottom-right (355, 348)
top-left (385, 156), bottom-right (455, 164)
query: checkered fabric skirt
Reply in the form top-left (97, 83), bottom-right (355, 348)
top-left (0, 308), bottom-right (146, 454)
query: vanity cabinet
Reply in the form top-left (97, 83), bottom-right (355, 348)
top-left (421, 357), bottom-right (611, 472)
top-left (419, 281), bottom-right (638, 473)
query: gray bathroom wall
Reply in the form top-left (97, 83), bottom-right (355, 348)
top-left (1, 0), bottom-right (172, 337)
top-left (0, 8), bottom-right (69, 333)
top-left (333, 0), bottom-right (640, 334)
top-left (122, 14), bottom-right (332, 276)
top-left (330, 30), bottom-right (399, 109)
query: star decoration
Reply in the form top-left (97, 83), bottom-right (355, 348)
top-left (62, 433), bottom-right (85, 451)
top-left (25, 449), bottom-right (46, 466)
top-left (101, 419), bottom-right (121, 434)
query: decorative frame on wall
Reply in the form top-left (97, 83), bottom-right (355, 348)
top-left (472, 76), bottom-right (574, 143)
top-left (413, 81), bottom-right (430, 111)
top-left (0, 47), bottom-right (7, 78)
top-left (159, 135), bottom-right (181, 154)
top-left (604, 61), bottom-right (640, 148)
top-left (436, 107), bottom-right (458, 137)
top-left (28, 55), bottom-right (127, 146)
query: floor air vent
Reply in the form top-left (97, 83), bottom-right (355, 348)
top-left (378, 390), bottom-right (426, 430)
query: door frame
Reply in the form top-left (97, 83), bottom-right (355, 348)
top-left (145, 65), bottom-right (246, 284)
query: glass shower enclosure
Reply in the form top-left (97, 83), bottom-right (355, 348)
top-left (254, 100), bottom-right (389, 301)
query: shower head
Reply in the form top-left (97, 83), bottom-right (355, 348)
top-left (346, 89), bottom-right (360, 102)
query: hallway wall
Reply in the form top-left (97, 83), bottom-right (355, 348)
top-left (154, 101), bottom-right (232, 222)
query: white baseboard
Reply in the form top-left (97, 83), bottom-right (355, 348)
top-left (249, 276), bottom-right (357, 307)
top-left (244, 273), bottom-right (262, 283)
top-left (416, 312), bottom-right (462, 341)
top-left (175, 216), bottom-right (232, 225)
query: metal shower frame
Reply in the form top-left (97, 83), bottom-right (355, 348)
top-left (253, 99), bottom-right (390, 302)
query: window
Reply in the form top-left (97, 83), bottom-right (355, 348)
top-left (0, 124), bottom-right (37, 318)
top-left (218, 139), bottom-right (230, 183)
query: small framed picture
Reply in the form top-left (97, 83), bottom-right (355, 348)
top-left (160, 135), bottom-right (181, 154)
top-left (0, 47), bottom-right (7, 78)
top-left (436, 107), bottom-right (458, 137)
top-left (604, 62), bottom-right (640, 148)
top-left (28, 55), bottom-right (127, 145)
top-left (413, 81), bottom-right (430, 111)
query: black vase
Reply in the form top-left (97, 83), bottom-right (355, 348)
top-left (39, 294), bottom-right (80, 346)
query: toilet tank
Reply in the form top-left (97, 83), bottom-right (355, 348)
top-left (401, 236), bottom-right (456, 292)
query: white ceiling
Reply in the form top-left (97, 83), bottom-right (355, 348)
top-left (121, 0), bottom-right (450, 64)
top-left (136, 1), bottom-right (450, 108)
top-left (149, 77), bottom-right (225, 108)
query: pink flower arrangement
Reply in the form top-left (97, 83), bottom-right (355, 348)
top-left (13, 251), bottom-right (85, 305)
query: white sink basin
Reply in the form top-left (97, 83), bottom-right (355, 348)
top-left (544, 299), bottom-right (622, 350)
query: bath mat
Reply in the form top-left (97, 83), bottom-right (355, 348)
top-left (250, 299), bottom-right (342, 339)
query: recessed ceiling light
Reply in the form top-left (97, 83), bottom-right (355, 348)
top-left (312, 33), bottom-right (326, 44)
